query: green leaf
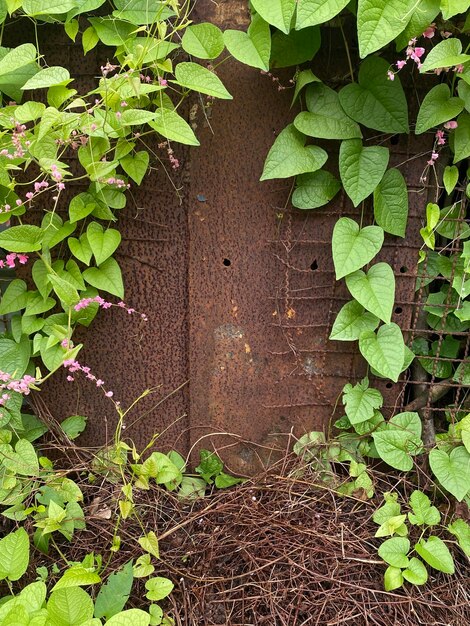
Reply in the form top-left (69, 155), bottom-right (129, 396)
top-left (52, 566), bottom-right (101, 591)
top-left (342, 378), bottom-right (383, 424)
top-left (0, 336), bottom-right (31, 376)
top-left (120, 151), bottom-right (149, 184)
top-left (145, 576), bottom-right (174, 602)
top-left (182, 23), bottom-right (224, 59)
top-left (359, 323), bottom-right (405, 382)
top-left (22, 66), bottom-right (70, 90)
top-left (14, 100), bottom-right (45, 122)
top-left (68, 234), bottom-right (93, 266)
top-left (331, 217), bottom-right (384, 279)
top-left (339, 56), bottom-right (409, 134)
top-left (68, 193), bottom-right (96, 223)
top-left (453, 112), bottom-right (470, 163)
top-left (65, 19), bottom-right (79, 42)
top-left (60, 415), bottom-right (87, 440)
top-left (294, 83), bottom-right (362, 140)
top-left (0, 279), bottom-right (28, 315)
top-left (261, 124), bottom-right (327, 181)
top-left (49, 274), bottom-right (79, 307)
top-left (133, 554), bottom-right (154, 578)
top-left (270, 26), bottom-right (321, 68)
top-left (292, 170), bottom-right (341, 210)
top-left (291, 69), bottom-right (320, 104)
top-left (372, 432), bottom-right (416, 472)
top-left (415, 536), bottom-right (454, 574)
top-left (88, 17), bottom-right (135, 46)
top-left (441, 0), bottom-right (470, 18)
top-left (83, 258), bottom-right (124, 298)
top-left (345, 262), bottom-right (395, 323)
top-left (447, 518), bottom-right (470, 557)
top-left (443, 165), bottom-right (459, 195)
top-left (149, 108), bottom-right (199, 146)
top-left (215, 472), bottom-right (243, 488)
top-left (296, 0), bottom-right (350, 28)
top-left (408, 490), bottom-right (441, 526)
top-left (178, 476), bottom-right (206, 499)
top-left (23, 0), bottom-right (76, 14)
top-left (106, 609), bottom-right (150, 626)
top-left (3, 438), bottom-right (39, 475)
top-left (174, 62), bottom-right (232, 99)
top-left (94, 562), bottom-right (134, 620)
top-left (329, 300), bottom-right (379, 341)
top-left (0, 224), bottom-right (42, 252)
top-left (223, 14), bottom-right (271, 71)
top-left (82, 26), bottom-right (99, 55)
top-left (87, 223), bottom-right (121, 266)
top-left (395, 0), bottom-right (440, 50)
top-left (339, 139), bottom-right (389, 207)
top-left (250, 0), bottom-right (295, 33)
top-left (196, 449), bottom-right (223, 482)
top-left (138, 531), bottom-right (159, 559)
top-left (120, 109), bottom-right (156, 126)
top-left (0, 528), bottom-right (29, 581)
top-left (373, 168), bottom-right (408, 237)
top-left (0, 43), bottom-right (36, 76)
top-left (402, 557), bottom-right (428, 585)
top-left (47, 587), bottom-right (94, 625)
top-left (429, 446), bottom-right (470, 501)
top-left (416, 83), bottom-right (464, 134)
top-left (357, 0), bottom-right (416, 58)
top-left (420, 38), bottom-right (470, 73)
top-left (378, 536), bottom-right (410, 568)
top-left (384, 565), bottom-right (404, 591)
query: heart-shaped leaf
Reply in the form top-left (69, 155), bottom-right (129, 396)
top-left (402, 557), bottom-right (428, 586)
top-left (3, 439), bottom-right (39, 476)
top-left (250, 0), bottom-right (296, 34)
top-left (68, 234), bottom-right (93, 266)
top-left (296, 0), bottom-right (350, 28)
top-left (339, 56), bottom-right (409, 133)
top-left (420, 38), bottom-right (470, 73)
top-left (339, 139), bottom-right (389, 207)
top-left (378, 537), bottom-right (410, 568)
top-left (395, 0), bottom-right (441, 51)
top-left (261, 124), bottom-right (327, 181)
top-left (181, 23), bottom-right (225, 59)
top-left (429, 446), bottom-right (470, 501)
top-left (87, 223), bottom-right (121, 266)
top-left (440, 0), bottom-right (470, 19)
top-left (120, 151), bottom-right (149, 184)
top-left (453, 112), bottom-right (470, 163)
top-left (294, 83), bottom-right (362, 140)
top-left (329, 300), bottom-right (379, 341)
top-left (342, 378), bottom-right (383, 424)
top-left (359, 323), bottom-right (404, 382)
top-left (174, 62), bottom-right (232, 100)
top-left (372, 412), bottom-right (422, 471)
top-left (149, 109), bottom-right (199, 146)
top-left (357, 0), bottom-right (417, 58)
top-left (373, 168), bottom-right (408, 237)
top-left (83, 258), bottom-right (124, 299)
top-left (415, 536), bottom-right (454, 574)
top-left (223, 14), bottom-right (271, 71)
top-left (415, 84), bottom-right (464, 135)
top-left (345, 262), bottom-right (395, 323)
top-left (292, 170), bottom-right (341, 209)
top-left (332, 217), bottom-right (384, 279)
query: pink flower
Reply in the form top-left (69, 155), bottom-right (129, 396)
top-left (17, 254), bottom-right (28, 265)
top-left (396, 60), bottom-right (406, 70)
top-left (6, 253), bottom-right (16, 268)
top-left (387, 70), bottom-right (395, 81)
top-left (436, 130), bottom-right (446, 145)
top-left (413, 47), bottom-right (425, 59)
top-left (444, 120), bottom-right (458, 130)
top-left (423, 25), bottom-right (435, 38)
top-left (455, 64), bottom-right (464, 73)
top-left (105, 391), bottom-right (113, 397)
top-left (159, 78), bottom-right (168, 86)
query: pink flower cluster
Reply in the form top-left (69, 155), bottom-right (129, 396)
top-left (0, 371), bottom-right (36, 406)
top-left (63, 358), bottom-right (115, 399)
top-left (0, 252), bottom-right (28, 269)
top-left (104, 177), bottom-right (130, 189)
top-left (140, 73), bottom-right (152, 83)
top-left (74, 295), bottom-right (148, 321)
top-left (51, 164), bottom-right (65, 191)
top-left (388, 38), bottom-right (426, 79)
top-left (0, 199), bottom-right (22, 214)
top-left (101, 62), bottom-right (118, 77)
top-left (427, 151), bottom-right (439, 166)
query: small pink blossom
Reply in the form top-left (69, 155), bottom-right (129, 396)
top-left (436, 130), bottom-right (446, 145)
top-left (455, 64), bottom-right (464, 73)
top-left (396, 60), bottom-right (406, 70)
top-left (387, 70), bottom-right (395, 81)
top-left (423, 24), bottom-right (435, 38)
top-left (444, 120), bottom-right (458, 130)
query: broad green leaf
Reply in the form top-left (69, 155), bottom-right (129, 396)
top-left (196, 449), bottom-right (223, 482)
top-left (357, 0), bottom-right (416, 58)
top-left (65, 19), bottom-right (79, 42)
top-left (223, 14), bottom-right (271, 71)
top-left (120, 109), bottom-right (156, 126)
top-left (415, 84), bottom-right (464, 134)
top-left (182, 23), bottom-right (224, 59)
top-left (443, 165), bottom-right (459, 195)
top-left (329, 300), bottom-right (379, 341)
top-left (292, 170), bottom-right (341, 209)
top-left (402, 557), bottom-right (428, 585)
top-left (88, 17), bottom-right (135, 46)
top-left (0, 336), bottom-right (31, 376)
top-left (384, 565), bottom-right (403, 591)
top-left (429, 446), bottom-right (470, 500)
top-left (83, 258), bottom-right (124, 298)
top-left (138, 531), bottom-right (159, 559)
top-left (106, 609), bottom-right (150, 626)
top-left (145, 576), bottom-right (174, 601)
top-left (447, 518), bottom-right (470, 556)
top-left (23, 0), bottom-right (76, 14)
top-left (0, 279), bottom-right (28, 315)
top-left (68, 234), bottom-right (93, 266)
top-left (339, 139), bottom-right (389, 207)
top-left (294, 83), bottom-right (362, 140)
top-left (359, 323), bottom-right (405, 382)
top-left (342, 378), bottom-right (383, 424)
top-left (120, 151), bottom-right (149, 184)
top-left (0, 528), bottom-right (29, 581)
top-left (372, 427), bottom-right (420, 472)
top-left (270, 26), bottom-right (321, 68)
top-left (49, 274), bottom-right (79, 307)
top-left (441, 0), bottom-right (470, 18)
top-left (69, 193), bottom-right (96, 223)
top-left (296, 0), bottom-right (350, 28)
top-left (19, 581), bottom-right (47, 611)
top-left (415, 536), bottom-right (454, 574)
top-left (60, 415), bottom-right (87, 440)
top-left (339, 56), bottom-right (409, 134)
top-left (87, 223), bottom-right (121, 266)
top-left (3, 438), bottom-right (39, 475)
top-left (178, 475), bottom-right (206, 499)
top-left (52, 566), bottom-right (101, 591)
top-left (149, 108), bottom-right (200, 146)
top-left (0, 224), bottom-right (42, 252)
top-left (291, 69), bottom-right (320, 104)
top-left (94, 561), bottom-right (134, 620)
top-left (395, 0), bottom-right (440, 50)
top-left (408, 490), bottom-right (441, 526)
top-left (133, 554), bottom-right (154, 578)
top-left (22, 66), bottom-right (70, 90)
top-left (215, 472), bottom-right (243, 488)
top-left (175, 62), bottom-right (232, 99)
top-left (331, 217), bottom-right (384, 279)
top-left (0, 43), bottom-right (36, 76)
top-left (112, 0), bottom-right (174, 24)
top-left (260, 124), bottom-right (327, 181)
top-left (82, 26), bottom-right (99, 55)
top-left (251, 0), bottom-right (296, 34)
top-left (420, 38), bottom-right (470, 73)
top-left (47, 587), bottom-right (94, 625)
top-left (345, 262), bottom-right (395, 323)
top-left (378, 536), bottom-right (410, 567)
top-left (453, 112), bottom-right (470, 163)
top-left (373, 168), bottom-right (408, 237)
top-left (14, 100), bottom-right (45, 122)
top-left (373, 493), bottom-right (401, 524)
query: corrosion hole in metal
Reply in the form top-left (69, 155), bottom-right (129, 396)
top-left (386, 382), bottom-right (393, 389)
top-left (400, 266), bottom-right (408, 274)
top-left (310, 260), bottom-right (318, 271)
top-left (395, 306), bottom-right (403, 315)
top-left (223, 258), bottom-right (231, 267)
top-left (390, 134), bottom-right (400, 145)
